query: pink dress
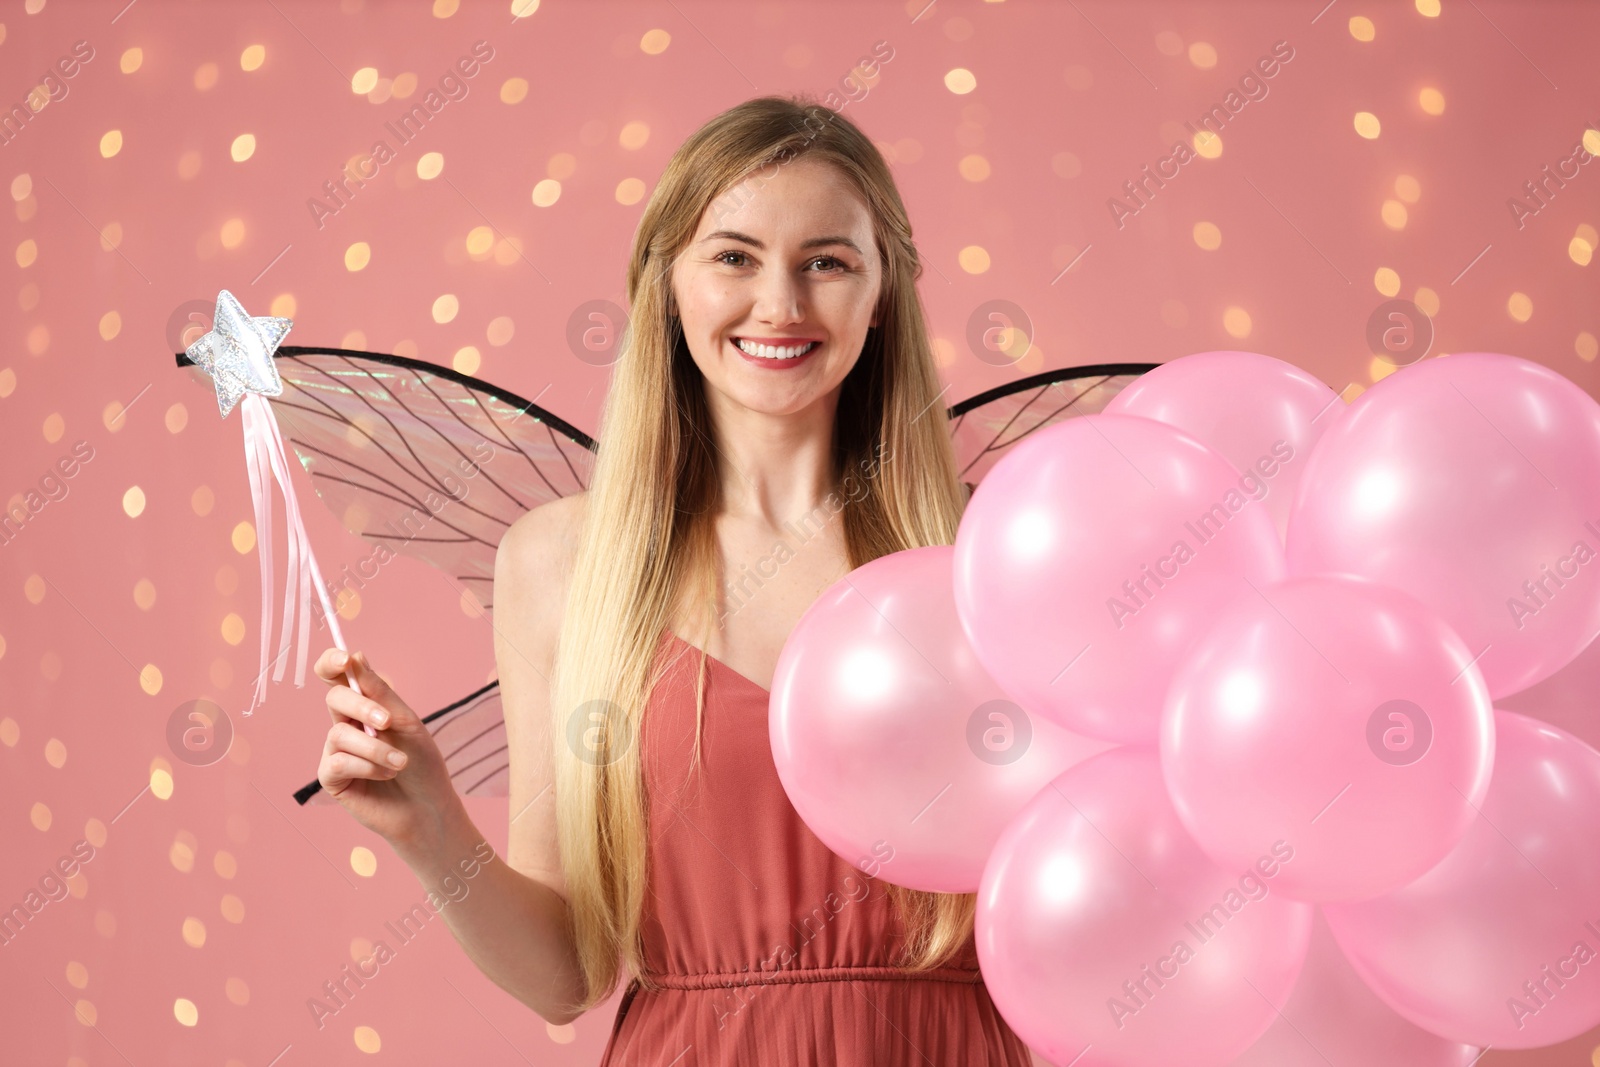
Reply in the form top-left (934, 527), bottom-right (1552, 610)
top-left (597, 630), bottom-right (1034, 1065)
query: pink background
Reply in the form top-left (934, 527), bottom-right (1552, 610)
top-left (3, 0), bottom-right (1598, 1063)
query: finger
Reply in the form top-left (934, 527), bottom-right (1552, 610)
top-left (330, 721), bottom-right (408, 770)
top-left (339, 658), bottom-right (420, 730)
top-left (347, 651), bottom-right (390, 702)
top-left (315, 647), bottom-right (353, 686)
top-left (319, 751), bottom-right (396, 789)
top-left (326, 683), bottom-right (395, 729)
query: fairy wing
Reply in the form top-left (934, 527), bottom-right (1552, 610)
top-left (178, 345), bottom-right (596, 616)
top-left (174, 345), bottom-right (594, 804)
top-left (948, 362), bottom-right (1157, 485)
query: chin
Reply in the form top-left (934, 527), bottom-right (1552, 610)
top-left (716, 381), bottom-right (827, 417)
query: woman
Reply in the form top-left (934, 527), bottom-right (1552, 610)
top-left (313, 95), bottom-right (1032, 1064)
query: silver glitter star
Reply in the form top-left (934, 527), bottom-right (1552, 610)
top-left (186, 289), bottom-right (292, 418)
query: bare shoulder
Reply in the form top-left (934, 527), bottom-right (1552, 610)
top-left (493, 492), bottom-right (587, 886)
top-left (496, 493), bottom-right (588, 640)
top-left (499, 491), bottom-right (588, 570)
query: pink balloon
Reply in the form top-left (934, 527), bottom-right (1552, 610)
top-left (1105, 350), bottom-right (1344, 543)
top-left (1227, 911), bottom-right (1480, 1067)
top-left (1324, 710), bottom-right (1600, 1049)
top-left (1161, 574), bottom-right (1495, 903)
top-left (954, 413), bottom-right (1287, 744)
top-left (769, 546), bottom-right (1113, 893)
top-left (979, 747), bottom-right (1312, 1066)
top-left (1287, 351), bottom-right (1600, 700)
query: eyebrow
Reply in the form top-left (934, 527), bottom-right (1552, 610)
top-left (700, 229), bottom-right (864, 256)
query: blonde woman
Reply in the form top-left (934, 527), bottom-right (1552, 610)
top-left (314, 95), bottom-right (1032, 1064)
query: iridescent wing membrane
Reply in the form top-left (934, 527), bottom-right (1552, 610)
top-left (178, 346), bottom-right (596, 612)
top-left (177, 348), bottom-right (1154, 804)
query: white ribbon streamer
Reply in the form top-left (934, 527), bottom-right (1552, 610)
top-left (240, 392), bottom-right (366, 722)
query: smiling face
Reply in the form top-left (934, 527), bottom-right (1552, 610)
top-left (670, 155), bottom-right (883, 418)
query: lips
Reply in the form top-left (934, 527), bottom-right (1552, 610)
top-left (730, 336), bottom-right (822, 367)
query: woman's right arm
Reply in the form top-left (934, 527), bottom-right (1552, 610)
top-left (314, 498), bottom-right (588, 1025)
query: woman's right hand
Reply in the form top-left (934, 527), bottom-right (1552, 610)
top-left (314, 648), bottom-right (463, 854)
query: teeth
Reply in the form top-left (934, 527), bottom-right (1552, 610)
top-left (735, 338), bottom-right (818, 360)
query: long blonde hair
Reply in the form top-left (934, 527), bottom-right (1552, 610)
top-left (550, 94), bottom-right (975, 1014)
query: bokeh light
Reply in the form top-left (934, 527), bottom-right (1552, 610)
top-left (944, 68), bottom-right (977, 94)
top-left (1508, 291), bottom-right (1534, 322)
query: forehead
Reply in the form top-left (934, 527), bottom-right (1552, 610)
top-left (694, 156), bottom-right (874, 244)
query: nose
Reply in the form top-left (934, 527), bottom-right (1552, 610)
top-left (752, 266), bottom-right (805, 328)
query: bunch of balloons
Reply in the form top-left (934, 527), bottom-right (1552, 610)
top-left (769, 351), bottom-right (1600, 1065)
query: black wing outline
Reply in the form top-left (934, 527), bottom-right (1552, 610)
top-left (176, 348), bottom-right (1156, 804)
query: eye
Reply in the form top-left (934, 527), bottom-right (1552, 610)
top-left (713, 251), bottom-right (848, 272)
